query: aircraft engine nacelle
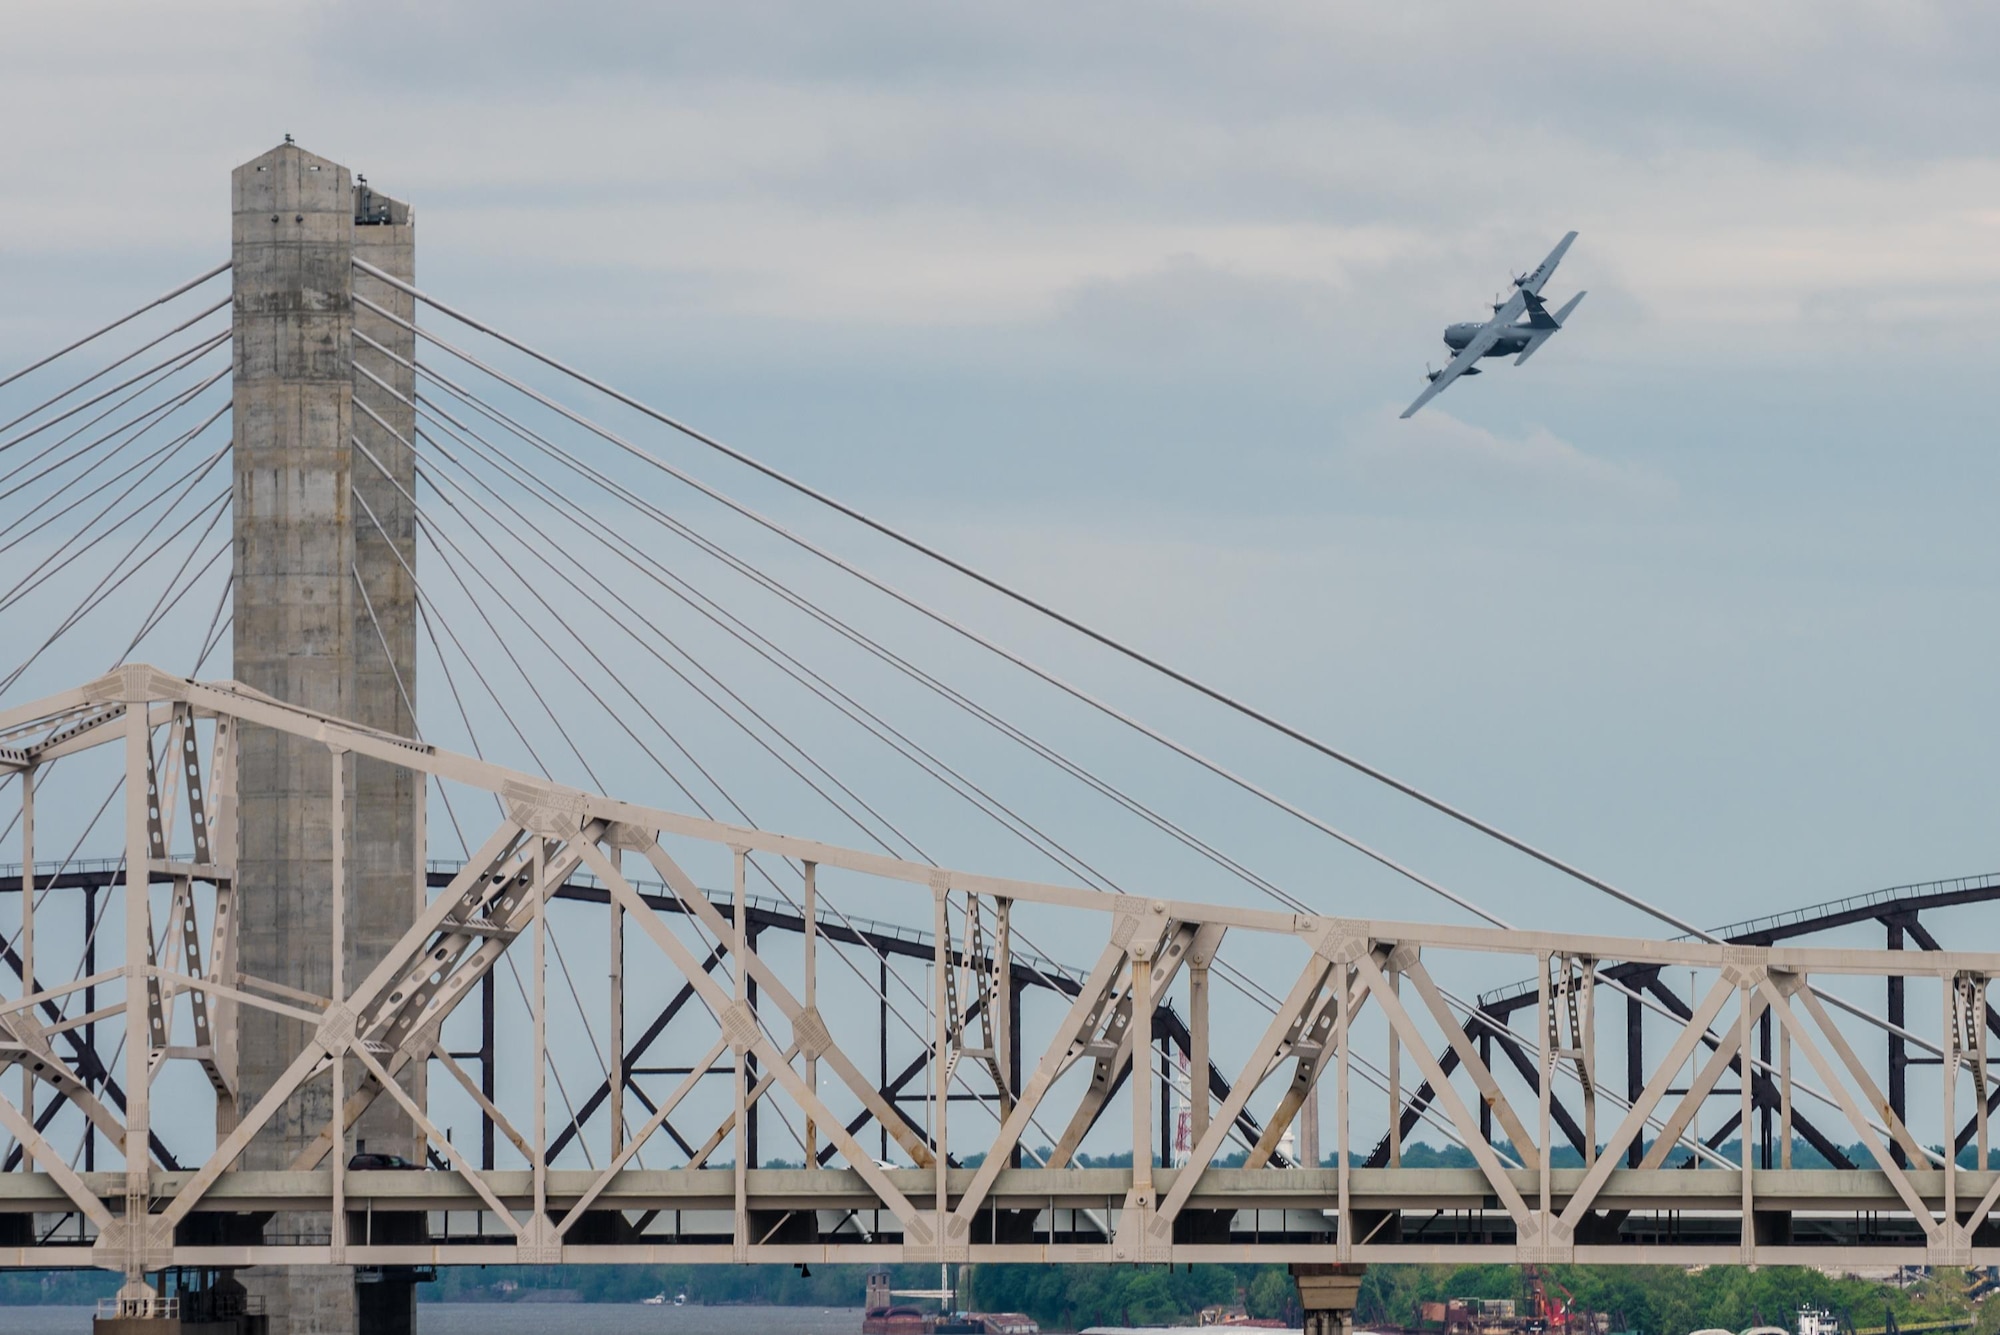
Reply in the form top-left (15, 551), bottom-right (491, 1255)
top-left (1426, 366), bottom-right (1483, 383)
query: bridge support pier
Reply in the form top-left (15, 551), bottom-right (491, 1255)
top-left (1291, 1263), bottom-right (1366, 1335)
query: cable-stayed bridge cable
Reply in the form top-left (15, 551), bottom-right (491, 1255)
top-left (409, 432), bottom-right (928, 864)
top-left (356, 288), bottom-right (1998, 1155)
top-left (0, 414), bottom-right (228, 611)
top-left (384, 353), bottom-right (1294, 1018)
top-left (0, 261), bottom-right (228, 393)
top-left (0, 297), bottom-right (229, 438)
top-left (0, 359), bottom-right (229, 508)
top-left (358, 479), bottom-right (1092, 1141)
top-left (368, 281), bottom-right (1991, 1106)
top-left (355, 459), bottom-right (1103, 1160)
top-left (392, 383), bottom-right (1397, 1156)
top-left (354, 301), bottom-right (1495, 930)
top-left (409, 394), bottom-right (1125, 895)
top-left (409, 366), bottom-right (1299, 911)
top-left (384, 338), bottom-right (1260, 896)
top-left (0, 329), bottom-right (230, 458)
top-left (2, 483), bottom-right (230, 695)
top-left (353, 266), bottom-right (1655, 927)
top-left (399, 519), bottom-right (556, 781)
top-left (350, 396), bottom-right (930, 862)
top-left (116, 525), bottom-right (231, 666)
top-left (383, 494), bottom-right (1073, 1163)
top-left (0, 390), bottom-right (227, 566)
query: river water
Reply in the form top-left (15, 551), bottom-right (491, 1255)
top-left (0, 1302), bottom-right (869, 1333)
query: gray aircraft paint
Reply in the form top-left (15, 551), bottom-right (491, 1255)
top-left (1401, 232), bottom-right (1585, 418)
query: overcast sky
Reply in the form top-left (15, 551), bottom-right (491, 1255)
top-left (7, 1), bottom-right (2000, 945)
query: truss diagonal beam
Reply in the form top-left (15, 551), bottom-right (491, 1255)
top-left (1759, 972), bottom-right (1938, 1239)
top-left (1404, 959), bottom-right (1541, 1159)
top-left (1350, 948), bottom-right (1538, 1232)
top-left (557, 1036), bottom-right (727, 1237)
top-left (1048, 921), bottom-right (1199, 1168)
top-left (1154, 946), bottom-right (1339, 1226)
top-left (1559, 973), bottom-right (1738, 1229)
top-left (634, 838), bottom-right (935, 1169)
top-left (1637, 988), bottom-right (1770, 1170)
top-left (352, 1041), bottom-right (522, 1237)
top-left (0, 1089), bottom-right (112, 1227)
top-left (546, 943), bottom-right (724, 1162)
top-left (948, 929), bottom-right (1133, 1230)
top-left (577, 840), bottom-right (931, 1242)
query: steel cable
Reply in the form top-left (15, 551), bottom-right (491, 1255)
top-left (405, 360), bottom-right (1296, 913)
top-left (343, 279), bottom-right (1972, 1173)
top-left (354, 301), bottom-right (1497, 928)
top-left (0, 297), bottom-right (228, 438)
top-left (0, 342), bottom-right (229, 500)
top-left (407, 387), bottom-right (1129, 896)
top-left (1, 481), bottom-right (231, 696)
top-left (355, 488), bottom-right (1102, 1167)
top-left (0, 329), bottom-right (229, 460)
top-left (0, 406), bottom-right (229, 607)
top-left (401, 423), bottom-right (927, 863)
top-left (353, 273), bottom-right (1583, 920)
top-left (0, 261), bottom-right (228, 393)
top-left (374, 340), bottom-right (1487, 1160)
top-left (348, 298), bottom-right (2000, 1136)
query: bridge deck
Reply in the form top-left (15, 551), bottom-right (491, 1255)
top-left (0, 1165), bottom-right (1985, 1267)
top-left (0, 1163), bottom-right (1983, 1214)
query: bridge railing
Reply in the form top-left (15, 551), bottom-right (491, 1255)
top-left (1477, 870), bottom-right (2000, 1014)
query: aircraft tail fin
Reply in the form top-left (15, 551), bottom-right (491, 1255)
top-left (1515, 291), bottom-right (1584, 365)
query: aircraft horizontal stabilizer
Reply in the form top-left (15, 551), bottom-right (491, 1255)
top-left (1515, 291), bottom-right (1584, 365)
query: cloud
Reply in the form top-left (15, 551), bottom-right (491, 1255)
top-left (1343, 406), bottom-right (1677, 506)
top-left (9, 2), bottom-right (2000, 370)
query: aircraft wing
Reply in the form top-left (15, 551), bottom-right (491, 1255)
top-left (1400, 302), bottom-right (1517, 419)
top-left (1518, 231), bottom-right (1578, 296)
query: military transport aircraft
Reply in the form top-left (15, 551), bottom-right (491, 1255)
top-left (1401, 231), bottom-right (1585, 419)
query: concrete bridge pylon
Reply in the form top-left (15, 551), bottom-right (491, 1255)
top-left (228, 138), bottom-right (420, 1335)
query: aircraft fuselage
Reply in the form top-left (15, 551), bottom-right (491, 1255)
top-left (1444, 321), bottom-right (1533, 357)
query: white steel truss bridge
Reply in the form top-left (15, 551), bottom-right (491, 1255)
top-left (0, 667), bottom-right (1998, 1280)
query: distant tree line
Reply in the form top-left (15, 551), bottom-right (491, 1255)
top-left (0, 1257), bottom-right (1987, 1334)
top-left (1359, 1264), bottom-right (1984, 1335)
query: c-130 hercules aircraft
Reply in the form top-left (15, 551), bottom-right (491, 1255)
top-left (1401, 231), bottom-right (1585, 418)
